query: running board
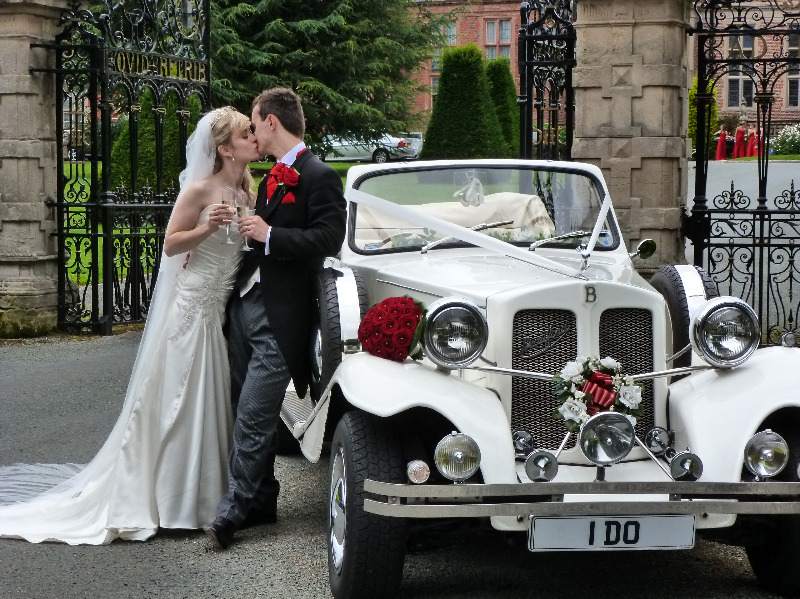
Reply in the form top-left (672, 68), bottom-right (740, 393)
top-left (280, 384), bottom-right (314, 439)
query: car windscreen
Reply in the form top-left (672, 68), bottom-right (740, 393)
top-left (349, 166), bottom-right (618, 254)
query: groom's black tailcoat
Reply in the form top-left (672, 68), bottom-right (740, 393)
top-left (235, 150), bottom-right (346, 398)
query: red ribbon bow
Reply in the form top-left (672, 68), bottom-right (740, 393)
top-left (582, 371), bottom-right (617, 409)
top-left (267, 161), bottom-right (301, 205)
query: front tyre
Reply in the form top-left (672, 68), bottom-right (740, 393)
top-left (328, 411), bottom-right (407, 599)
top-left (744, 421), bottom-right (800, 596)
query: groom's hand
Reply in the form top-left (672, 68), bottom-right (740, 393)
top-left (239, 215), bottom-right (269, 244)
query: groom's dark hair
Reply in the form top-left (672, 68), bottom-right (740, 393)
top-left (252, 88), bottom-right (305, 138)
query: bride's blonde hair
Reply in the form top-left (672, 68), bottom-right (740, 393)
top-left (210, 106), bottom-right (254, 203)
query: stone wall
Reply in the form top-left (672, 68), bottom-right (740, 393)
top-left (572, 0), bottom-right (688, 270)
top-left (0, 0), bottom-right (67, 336)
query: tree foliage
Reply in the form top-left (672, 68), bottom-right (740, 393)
top-left (211, 0), bottom-right (448, 151)
top-left (420, 45), bottom-right (507, 159)
top-left (688, 76), bottom-right (719, 158)
top-left (486, 57), bottom-right (520, 158)
top-left (110, 92), bottom-right (202, 192)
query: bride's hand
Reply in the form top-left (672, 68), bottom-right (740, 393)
top-left (207, 204), bottom-right (233, 232)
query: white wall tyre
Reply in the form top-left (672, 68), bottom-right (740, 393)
top-left (328, 411), bottom-right (407, 599)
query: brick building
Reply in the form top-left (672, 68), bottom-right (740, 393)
top-left (412, 1), bottom-right (521, 116)
top-left (413, 1), bottom-right (800, 135)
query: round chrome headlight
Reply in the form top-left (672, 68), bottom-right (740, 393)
top-left (423, 298), bottom-right (488, 369)
top-left (744, 429), bottom-right (789, 479)
top-left (434, 432), bottom-right (481, 482)
top-left (691, 297), bottom-right (759, 368)
top-left (578, 412), bottom-right (635, 466)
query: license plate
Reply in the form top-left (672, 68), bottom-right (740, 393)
top-left (528, 515), bottom-right (695, 552)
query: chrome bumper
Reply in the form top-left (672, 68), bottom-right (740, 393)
top-left (364, 480), bottom-right (800, 518)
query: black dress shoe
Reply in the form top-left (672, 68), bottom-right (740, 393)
top-left (205, 518), bottom-right (236, 550)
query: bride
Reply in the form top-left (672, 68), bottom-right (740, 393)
top-left (0, 106), bottom-right (261, 544)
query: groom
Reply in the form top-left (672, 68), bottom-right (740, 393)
top-left (206, 88), bottom-right (347, 549)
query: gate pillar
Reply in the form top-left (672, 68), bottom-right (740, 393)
top-left (0, 0), bottom-right (68, 336)
top-left (572, 0), bottom-right (688, 271)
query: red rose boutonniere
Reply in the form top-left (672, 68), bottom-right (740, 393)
top-left (267, 162), bottom-right (301, 205)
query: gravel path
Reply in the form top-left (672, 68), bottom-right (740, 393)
top-left (0, 332), bottom-right (781, 599)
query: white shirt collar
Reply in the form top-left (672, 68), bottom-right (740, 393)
top-left (278, 141), bottom-right (307, 167)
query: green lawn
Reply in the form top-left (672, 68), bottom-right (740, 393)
top-left (734, 154), bottom-right (800, 161)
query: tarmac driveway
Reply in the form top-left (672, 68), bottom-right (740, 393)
top-left (0, 332), bottom-right (779, 599)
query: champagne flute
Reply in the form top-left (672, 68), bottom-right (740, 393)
top-left (220, 187), bottom-right (236, 245)
top-left (235, 190), bottom-right (256, 251)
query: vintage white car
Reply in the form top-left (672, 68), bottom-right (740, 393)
top-left (280, 159), bottom-right (800, 599)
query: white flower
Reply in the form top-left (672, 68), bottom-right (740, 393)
top-left (624, 375), bottom-right (634, 386)
top-left (558, 398), bottom-right (589, 424)
top-left (573, 390), bottom-right (586, 401)
top-left (618, 385), bottom-right (642, 409)
top-left (560, 361), bottom-right (583, 380)
top-left (625, 414), bottom-right (637, 428)
top-left (600, 357), bottom-right (620, 371)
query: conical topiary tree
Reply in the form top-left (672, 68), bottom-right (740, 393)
top-left (421, 45), bottom-right (507, 159)
top-left (110, 92), bottom-right (202, 192)
top-left (486, 57), bottom-right (520, 158)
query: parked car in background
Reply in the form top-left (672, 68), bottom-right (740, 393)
top-left (324, 134), bottom-right (417, 163)
top-left (398, 131), bottom-right (424, 156)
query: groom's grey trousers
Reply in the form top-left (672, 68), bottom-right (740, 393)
top-left (216, 283), bottom-right (291, 526)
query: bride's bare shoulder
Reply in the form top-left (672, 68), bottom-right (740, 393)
top-left (177, 178), bottom-right (216, 204)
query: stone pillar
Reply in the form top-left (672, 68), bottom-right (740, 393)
top-left (573, 0), bottom-right (688, 271)
top-left (0, 0), bottom-right (68, 336)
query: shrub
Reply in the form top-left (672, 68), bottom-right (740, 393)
top-left (486, 57), bottom-right (520, 158)
top-left (687, 76), bottom-right (719, 156)
top-left (771, 124), bottom-right (800, 155)
top-left (421, 45), bottom-right (507, 159)
top-left (110, 92), bottom-right (202, 192)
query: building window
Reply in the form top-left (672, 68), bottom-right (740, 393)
top-left (789, 34), bottom-right (799, 108)
top-left (446, 22), bottom-right (457, 46)
top-left (431, 76), bottom-right (440, 97)
top-left (432, 22), bottom-right (457, 73)
top-left (485, 19), bottom-right (512, 60)
top-left (432, 48), bottom-right (442, 72)
top-left (728, 34), bottom-right (754, 108)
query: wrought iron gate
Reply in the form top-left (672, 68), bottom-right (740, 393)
top-left (33, 0), bottom-right (210, 334)
top-left (517, 0), bottom-right (576, 160)
top-left (685, 1), bottom-right (800, 346)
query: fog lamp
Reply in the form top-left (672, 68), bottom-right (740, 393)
top-left (669, 451), bottom-right (704, 481)
top-left (744, 429), bottom-right (789, 479)
top-left (434, 432), bottom-right (481, 482)
top-left (406, 460), bottom-right (431, 485)
top-left (578, 412), bottom-right (635, 466)
top-left (524, 449), bottom-right (558, 482)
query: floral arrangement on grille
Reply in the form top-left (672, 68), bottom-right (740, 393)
top-left (357, 296), bottom-right (425, 362)
top-left (551, 356), bottom-right (643, 433)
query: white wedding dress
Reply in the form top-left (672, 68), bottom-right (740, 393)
top-left (0, 206), bottom-right (241, 545)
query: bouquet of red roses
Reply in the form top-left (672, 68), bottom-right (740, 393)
top-left (357, 296), bottom-right (425, 362)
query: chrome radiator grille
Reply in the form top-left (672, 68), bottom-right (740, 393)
top-left (511, 310), bottom-right (577, 450)
top-left (599, 308), bottom-right (655, 439)
top-left (510, 308), bottom-right (654, 450)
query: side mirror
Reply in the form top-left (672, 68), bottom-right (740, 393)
top-left (630, 239), bottom-right (656, 260)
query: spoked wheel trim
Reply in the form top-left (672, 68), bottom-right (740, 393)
top-left (329, 446), bottom-right (347, 574)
